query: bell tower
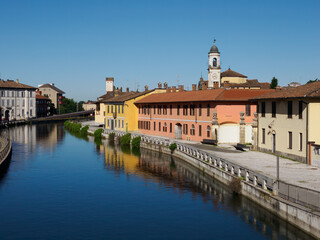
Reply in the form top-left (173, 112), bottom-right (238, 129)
top-left (208, 39), bottom-right (221, 88)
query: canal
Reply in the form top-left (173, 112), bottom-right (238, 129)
top-left (0, 123), bottom-right (315, 239)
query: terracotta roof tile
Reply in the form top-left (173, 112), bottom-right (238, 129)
top-left (101, 90), bottom-right (154, 103)
top-left (0, 80), bottom-right (36, 90)
top-left (252, 81), bottom-right (320, 100)
top-left (36, 95), bottom-right (51, 100)
top-left (221, 68), bottom-right (247, 78)
top-left (135, 88), bottom-right (274, 104)
top-left (38, 84), bottom-right (65, 94)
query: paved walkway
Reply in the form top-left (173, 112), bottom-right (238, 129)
top-left (81, 121), bottom-right (320, 192)
top-left (189, 143), bottom-right (320, 192)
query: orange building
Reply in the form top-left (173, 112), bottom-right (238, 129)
top-left (135, 88), bottom-right (273, 144)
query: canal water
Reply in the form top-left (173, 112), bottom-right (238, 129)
top-left (0, 123), bottom-right (315, 240)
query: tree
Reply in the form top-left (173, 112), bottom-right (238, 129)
top-left (270, 77), bottom-right (278, 89)
top-left (307, 78), bottom-right (319, 84)
top-left (58, 98), bottom-right (84, 114)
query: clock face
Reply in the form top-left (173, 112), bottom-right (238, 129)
top-left (212, 73), bottom-right (218, 80)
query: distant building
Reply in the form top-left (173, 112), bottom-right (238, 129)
top-left (288, 82), bottom-right (301, 88)
top-left (38, 83), bottom-right (65, 108)
top-left (82, 100), bottom-right (97, 111)
top-left (0, 79), bottom-right (36, 120)
top-left (36, 94), bottom-right (51, 117)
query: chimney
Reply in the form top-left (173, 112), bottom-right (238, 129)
top-left (126, 87), bottom-right (129, 92)
top-left (106, 77), bottom-right (114, 93)
top-left (163, 82), bottom-right (168, 89)
top-left (178, 85), bottom-right (184, 92)
top-left (166, 87), bottom-right (171, 93)
top-left (213, 82), bottom-right (219, 89)
top-left (144, 85), bottom-right (149, 91)
top-left (224, 81), bottom-right (230, 88)
top-left (120, 87), bottom-right (122, 93)
top-left (172, 86), bottom-right (177, 92)
top-left (192, 84), bottom-right (197, 91)
top-left (158, 82), bottom-right (162, 88)
top-left (16, 79), bottom-right (19, 83)
top-left (202, 82), bottom-right (208, 90)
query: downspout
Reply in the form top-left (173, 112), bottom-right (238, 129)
top-left (304, 101), bottom-right (309, 164)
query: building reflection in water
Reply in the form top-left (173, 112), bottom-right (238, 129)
top-left (98, 143), bottom-right (313, 240)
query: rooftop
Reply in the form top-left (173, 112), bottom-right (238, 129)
top-left (135, 88), bottom-right (275, 104)
top-left (0, 79), bottom-right (36, 90)
top-left (38, 83), bottom-right (65, 94)
top-left (221, 68), bottom-right (248, 78)
top-left (100, 90), bottom-right (154, 103)
top-left (252, 81), bottom-right (320, 100)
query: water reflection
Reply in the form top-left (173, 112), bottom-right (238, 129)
top-left (98, 143), bottom-right (314, 240)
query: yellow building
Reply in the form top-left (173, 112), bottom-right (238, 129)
top-left (103, 89), bottom-right (166, 132)
top-left (252, 81), bottom-right (320, 165)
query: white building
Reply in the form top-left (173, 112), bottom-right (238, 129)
top-left (0, 79), bottom-right (37, 120)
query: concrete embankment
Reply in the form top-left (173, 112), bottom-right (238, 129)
top-left (0, 133), bottom-right (12, 167)
top-left (86, 126), bottom-right (320, 239)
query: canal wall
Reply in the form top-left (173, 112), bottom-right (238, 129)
top-left (92, 128), bottom-right (320, 239)
top-left (0, 131), bottom-right (12, 167)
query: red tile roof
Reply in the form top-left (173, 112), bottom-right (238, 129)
top-left (252, 81), bottom-right (320, 100)
top-left (221, 68), bottom-right (247, 78)
top-left (36, 95), bottom-right (51, 100)
top-left (135, 88), bottom-right (275, 104)
top-left (0, 80), bottom-right (36, 89)
top-left (100, 90), bottom-right (154, 103)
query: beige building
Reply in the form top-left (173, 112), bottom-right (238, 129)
top-left (252, 81), bottom-right (320, 164)
top-left (38, 83), bottom-right (65, 108)
top-left (82, 101), bottom-right (97, 111)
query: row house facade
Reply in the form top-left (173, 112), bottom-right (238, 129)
top-left (0, 79), bottom-right (37, 121)
top-left (252, 81), bottom-right (320, 165)
top-left (135, 88), bottom-right (273, 143)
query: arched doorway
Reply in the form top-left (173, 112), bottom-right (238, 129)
top-left (175, 123), bottom-right (182, 139)
top-left (5, 110), bottom-right (9, 121)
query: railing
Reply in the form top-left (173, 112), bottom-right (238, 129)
top-left (102, 129), bottom-right (275, 193)
top-left (0, 130), bottom-right (11, 165)
top-left (278, 181), bottom-right (320, 211)
top-left (100, 128), bottom-right (320, 209)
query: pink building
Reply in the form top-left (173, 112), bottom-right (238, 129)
top-left (135, 88), bottom-right (274, 144)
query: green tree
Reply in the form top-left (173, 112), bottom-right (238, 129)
top-left (307, 78), bottom-right (319, 84)
top-left (58, 98), bottom-right (85, 114)
top-left (270, 77), bottom-right (278, 89)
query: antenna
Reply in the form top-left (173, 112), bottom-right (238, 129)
top-left (176, 74), bottom-right (180, 86)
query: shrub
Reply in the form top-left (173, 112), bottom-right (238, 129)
top-left (94, 128), bottom-right (103, 139)
top-left (108, 132), bottom-right (115, 143)
top-left (169, 143), bottom-right (177, 153)
top-left (80, 125), bottom-right (89, 136)
top-left (229, 177), bottom-right (242, 195)
top-left (131, 136), bottom-right (141, 149)
top-left (120, 133), bottom-right (131, 146)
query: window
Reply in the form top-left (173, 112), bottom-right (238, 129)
top-left (118, 119), bottom-right (120, 128)
top-left (183, 105), bottom-right (188, 115)
top-left (261, 102), bottom-right (265, 117)
top-left (163, 105), bottom-right (167, 115)
top-left (207, 104), bottom-right (210, 117)
top-left (108, 105), bottom-right (110, 113)
top-left (103, 111), bottom-right (105, 116)
top-left (190, 124), bottom-right (195, 135)
top-left (199, 104), bottom-right (202, 116)
top-left (1, 100), bottom-right (4, 106)
top-left (17, 92), bottom-right (19, 97)
top-left (22, 109), bottom-right (24, 116)
top-left (1, 91), bottom-right (4, 97)
top-left (115, 120), bottom-right (117, 128)
top-left (199, 125), bottom-right (202, 136)
top-left (111, 106), bottom-right (113, 113)
top-left (170, 123), bottom-right (172, 133)
top-left (299, 101), bottom-right (303, 119)
top-left (21, 91), bottom-right (25, 97)
top-left (190, 105), bottom-right (195, 116)
top-left (107, 119), bottom-right (110, 127)
top-left (30, 100), bottom-right (32, 107)
top-left (245, 105), bottom-right (251, 116)
top-left (272, 101), bottom-right (276, 118)
top-left (262, 128), bottom-right (265, 144)
top-left (159, 122), bottom-right (161, 131)
top-left (288, 101), bottom-right (292, 118)
top-left (118, 105), bottom-right (120, 113)
top-left (158, 105), bottom-right (162, 115)
top-left (154, 122), bottom-right (156, 131)
top-left (30, 109), bottom-right (32, 117)
top-left (207, 126), bottom-right (211, 138)
top-left (139, 106), bottom-right (140, 114)
top-left (122, 105), bottom-right (124, 114)
top-left (163, 123), bottom-right (167, 132)
top-left (299, 133), bottom-right (303, 151)
top-left (23, 100), bottom-right (25, 107)
top-left (29, 91), bottom-right (32, 97)
top-left (7, 100), bottom-right (9, 107)
top-left (12, 100), bottom-right (15, 106)
top-left (177, 105), bottom-right (180, 115)
top-left (122, 120), bottom-right (124, 128)
top-left (170, 105), bottom-right (172, 115)
top-left (154, 106), bottom-right (156, 114)
top-left (288, 131), bottom-right (292, 149)
top-left (12, 91), bottom-right (14, 97)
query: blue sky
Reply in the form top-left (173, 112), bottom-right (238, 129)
top-left (0, 0), bottom-right (319, 101)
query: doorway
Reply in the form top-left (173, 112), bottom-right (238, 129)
top-left (175, 123), bottom-right (182, 139)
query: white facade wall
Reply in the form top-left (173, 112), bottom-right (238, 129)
top-left (0, 89), bottom-right (36, 120)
